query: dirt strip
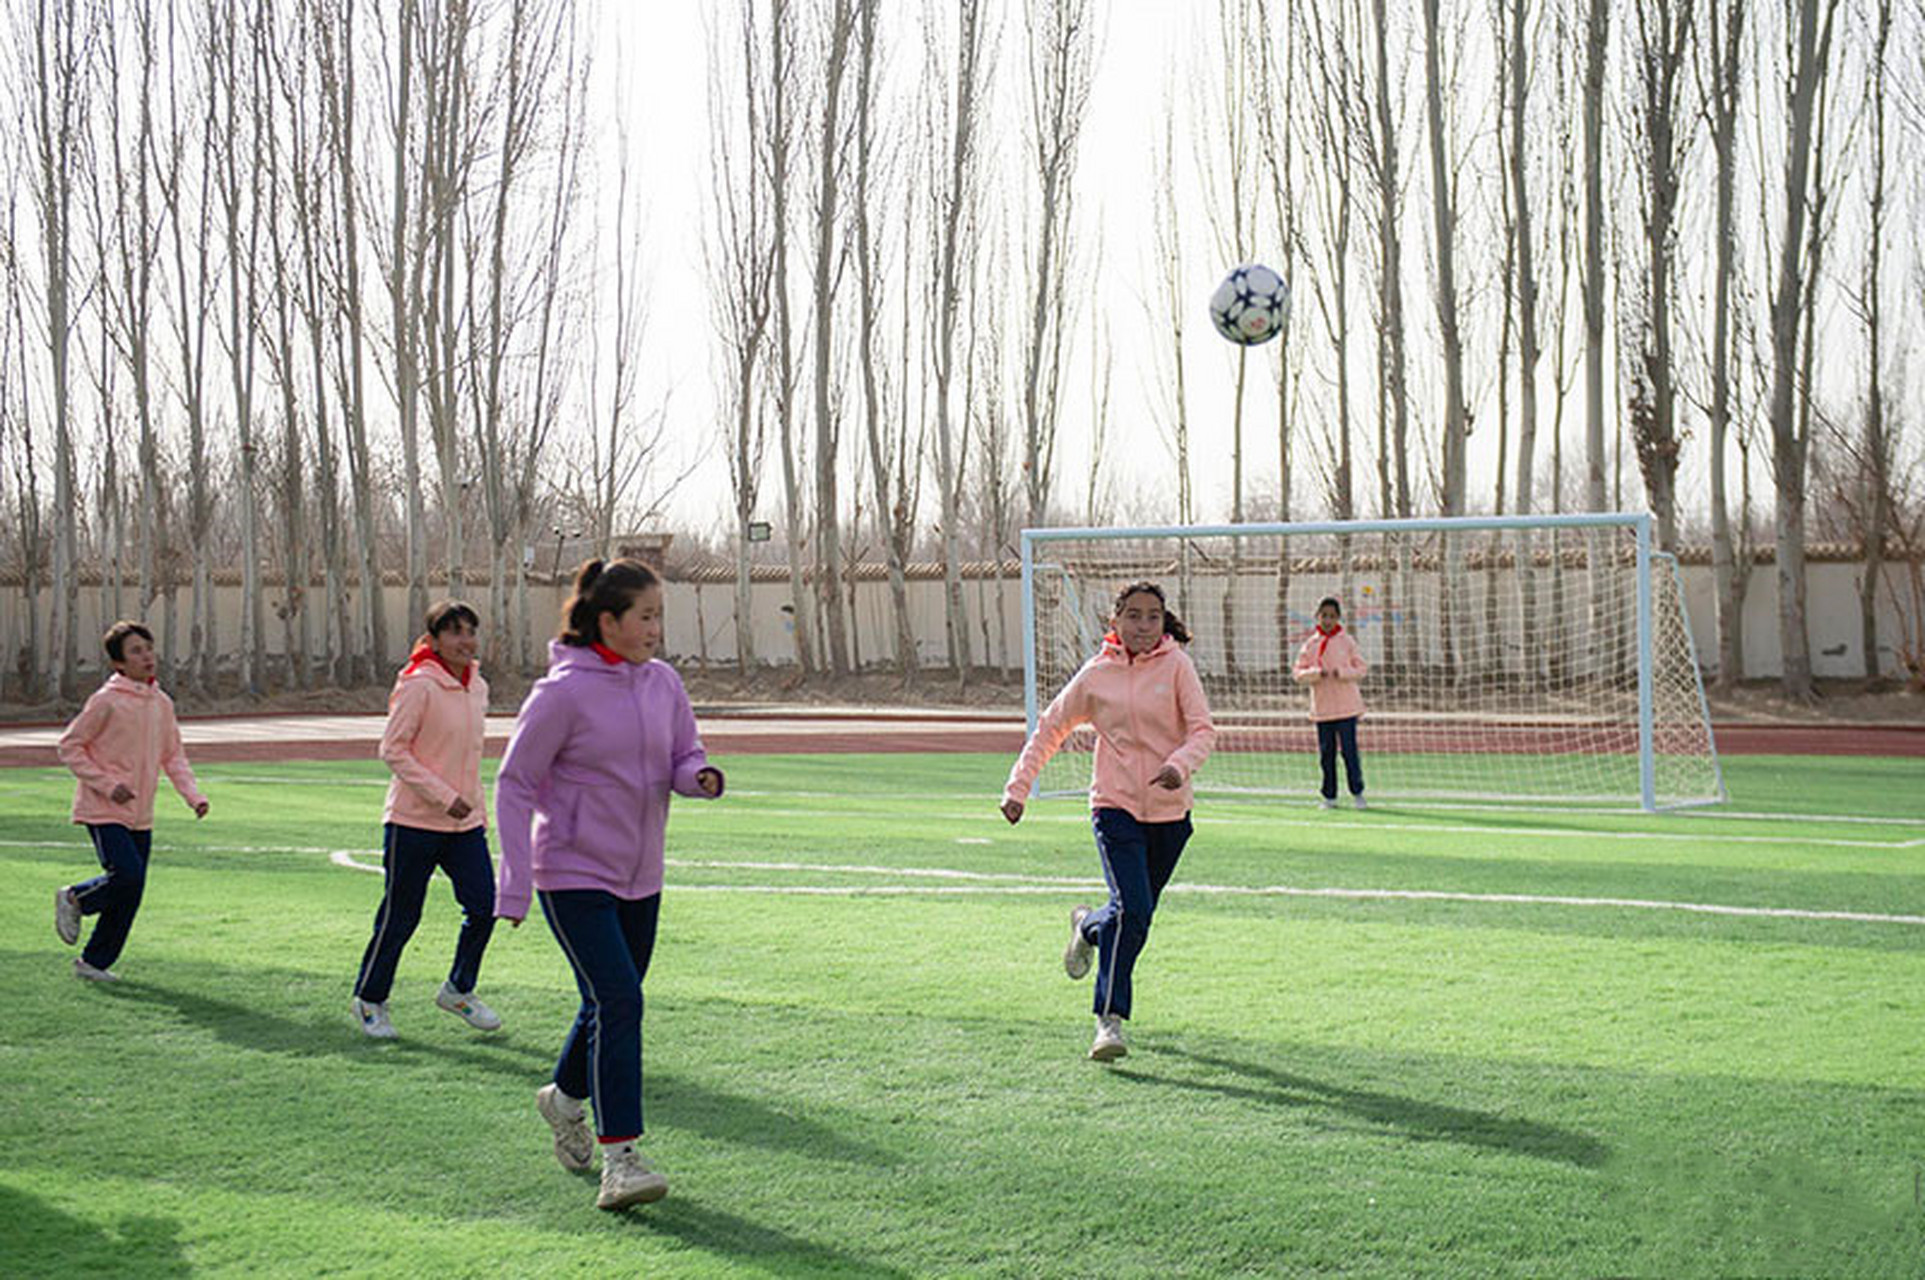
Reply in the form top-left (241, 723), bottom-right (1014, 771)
top-left (0, 718), bottom-right (1919, 767)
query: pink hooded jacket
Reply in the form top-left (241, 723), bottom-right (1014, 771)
top-left (58, 673), bottom-right (206, 829)
top-left (493, 641), bottom-right (721, 920)
top-left (380, 647), bottom-right (490, 832)
top-left (1003, 633), bottom-right (1215, 823)
top-left (1293, 626), bottom-right (1368, 722)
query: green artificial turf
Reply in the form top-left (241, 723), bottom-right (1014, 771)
top-left (1, 752), bottom-right (1922, 1277)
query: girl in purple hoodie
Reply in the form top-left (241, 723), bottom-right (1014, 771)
top-left (494, 558), bottom-right (723, 1211)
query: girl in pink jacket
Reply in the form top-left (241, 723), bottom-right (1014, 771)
top-left (1001, 581), bottom-right (1215, 1062)
top-left (1293, 596), bottom-right (1368, 810)
top-left (350, 601), bottom-right (501, 1040)
top-left (53, 621), bottom-right (208, 982)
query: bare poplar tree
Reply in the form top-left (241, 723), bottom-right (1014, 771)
top-left (1765, 0), bottom-right (1840, 699)
top-left (1367, 0), bottom-right (1413, 519)
top-left (850, 0), bottom-right (919, 679)
top-left (1625, 0), bottom-right (1695, 551)
top-left (386, 0), bottom-right (430, 627)
top-left (1700, 0), bottom-right (1746, 684)
top-left (1018, 0), bottom-right (1093, 533)
top-left (929, 0), bottom-right (988, 674)
top-left (1421, 0), bottom-right (1471, 518)
top-left (808, 0), bottom-right (856, 674)
top-left (1849, 0), bottom-right (1893, 678)
top-left (709, 1), bottom-right (772, 678)
top-left (315, 0), bottom-right (387, 676)
top-left (1148, 90), bottom-right (1194, 530)
top-left (1581, 0), bottom-right (1609, 513)
top-left (766, 0), bottom-right (815, 673)
top-left (22, 0), bottom-right (96, 699)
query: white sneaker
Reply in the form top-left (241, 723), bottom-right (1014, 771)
top-left (536, 1083), bottom-right (594, 1172)
top-left (1089, 1013), bottom-right (1128, 1061)
top-left (1063, 905), bottom-right (1094, 980)
top-left (597, 1144), bottom-right (668, 1210)
top-left (73, 957), bottom-right (119, 982)
top-left (436, 982), bottom-right (502, 1031)
top-left (55, 887), bottom-right (80, 946)
top-left (1353, 795), bottom-right (1368, 810)
top-left (1318, 798), bottom-right (1336, 810)
top-left (352, 996), bottom-right (397, 1039)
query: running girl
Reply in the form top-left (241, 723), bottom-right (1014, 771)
top-left (351, 600), bottom-right (501, 1039)
top-left (1293, 595), bottom-right (1368, 809)
top-left (53, 621), bottom-right (209, 981)
top-left (494, 558), bottom-right (724, 1210)
top-left (1000, 580), bottom-right (1215, 1062)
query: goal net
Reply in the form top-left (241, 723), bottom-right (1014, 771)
top-left (1020, 514), bottom-right (1724, 811)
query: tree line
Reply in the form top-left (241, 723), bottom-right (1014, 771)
top-left (2, 0), bottom-right (1920, 703)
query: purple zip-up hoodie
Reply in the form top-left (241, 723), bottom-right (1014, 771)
top-left (494, 640), bottom-right (722, 919)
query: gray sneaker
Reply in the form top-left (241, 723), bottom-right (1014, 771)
top-left (1353, 795), bottom-right (1368, 810)
top-left (73, 957), bottom-right (119, 982)
top-left (1318, 797), bottom-right (1336, 810)
top-left (1089, 1013), bottom-right (1128, 1061)
top-left (55, 887), bottom-right (80, 946)
top-left (536, 1083), bottom-right (594, 1172)
top-left (597, 1144), bottom-right (668, 1210)
top-left (436, 982), bottom-right (502, 1031)
top-left (351, 996), bottom-right (397, 1039)
top-left (1063, 905), bottom-right (1094, 980)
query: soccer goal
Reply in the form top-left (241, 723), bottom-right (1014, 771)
top-left (1019, 513), bottom-right (1724, 811)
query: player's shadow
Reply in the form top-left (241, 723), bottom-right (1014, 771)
top-left (635, 1197), bottom-right (912, 1277)
top-left (0, 1185), bottom-right (191, 1278)
top-left (102, 979), bottom-right (553, 1079)
top-left (1117, 1046), bottom-right (1608, 1169)
top-left (652, 1072), bottom-right (899, 1168)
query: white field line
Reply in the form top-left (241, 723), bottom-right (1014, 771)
top-left (333, 852), bottom-right (1925, 929)
top-left (672, 807), bottom-right (1925, 850)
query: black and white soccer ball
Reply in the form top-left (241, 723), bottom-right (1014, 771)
top-left (1208, 263), bottom-right (1290, 347)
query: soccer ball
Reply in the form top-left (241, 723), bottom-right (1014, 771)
top-left (1208, 263), bottom-right (1290, 347)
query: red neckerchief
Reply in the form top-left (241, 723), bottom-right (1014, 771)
top-left (405, 642), bottom-right (472, 688)
top-left (1316, 621), bottom-right (1342, 663)
top-left (590, 641), bottom-right (626, 665)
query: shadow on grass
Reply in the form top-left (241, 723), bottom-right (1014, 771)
top-left (652, 1072), bottom-right (901, 1167)
top-left (100, 979), bottom-right (554, 1080)
top-left (0, 1184), bottom-right (190, 1278)
top-left (637, 1197), bottom-right (912, 1278)
top-left (1116, 1045), bottom-right (1608, 1169)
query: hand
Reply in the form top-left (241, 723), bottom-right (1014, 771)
top-left (110, 783), bottom-right (135, 804)
top-left (696, 767), bottom-right (724, 798)
top-left (499, 914), bottom-right (524, 929)
top-left (1000, 798), bottom-right (1025, 824)
top-left (446, 796), bottom-right (473, 820)
top-left (1151, 765), bottom-right (1183, 790)
top-left (193, 799), bottom-right (210, 819)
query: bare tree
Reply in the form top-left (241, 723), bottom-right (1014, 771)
top-left (1147, 90), bottom-right (1194, 531)
top-left (1367, 0), bottom-right (1413, 519)
top-left (850, 0), bottom-right (919, 679)
top-left (708, 1), bottom-right (772, 678)
top-left (1018, 0), bottom-right (1093, 533)
top-left (1849, 0), bottom-right (1893, 678)
top-left (1700, 0), bottom-right (1746, 685)
top-left (1765, 0), bottom-right (1840, 699)
top-left (22, 0), bottom-right (98, 699)
top-left (808, 0), bottom-right (856, 674)
top-left (315, 0), bottom-right (388, 676)
top-left (929, 0), bottom-right (988, 674)
top-left (1581, 0), bottom-right (1609, 513)
top-left (766, 0), bottom-right (815, 672)
top-left (1625, 0), bottom-right (1695, 551)
top-left (386, 0), bottom-right (430, 628)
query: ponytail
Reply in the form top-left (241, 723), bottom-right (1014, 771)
top-left (558, 557), bottom-right (660, 646)
top-left (1111, 580), bottom-right (1192, 645)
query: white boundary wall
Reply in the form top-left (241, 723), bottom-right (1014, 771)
top-left (1, 556), bottom-right (1913, 683)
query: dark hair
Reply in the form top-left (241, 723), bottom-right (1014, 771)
top-left (424, 599), bottom-right (481, 638)
top-left (102, 620), bottom-right (154, 664)
top-left (559, 558), bottom-right (660, 646)
top-left (1317, 596), bottom-right (1342, 616)
top-left (1111, 580), bottom-right (1192, 645)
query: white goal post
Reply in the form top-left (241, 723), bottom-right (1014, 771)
top-left (1019, 513), bottom-right (1725, 812)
